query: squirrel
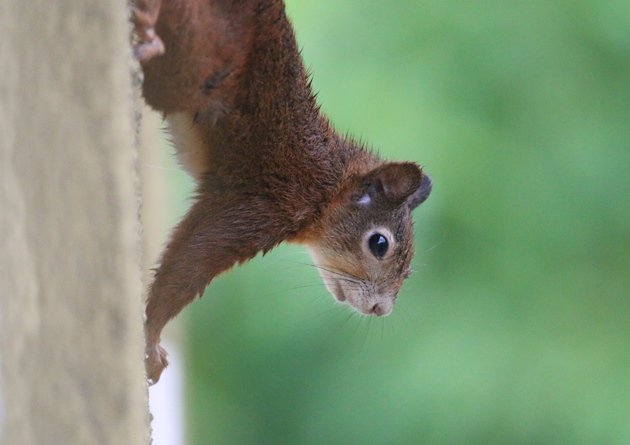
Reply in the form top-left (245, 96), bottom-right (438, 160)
top-left (132, 0), bottom-right (432, 384)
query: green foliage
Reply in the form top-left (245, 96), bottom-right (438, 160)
top-left (185, 1), bottom-right (630, 443)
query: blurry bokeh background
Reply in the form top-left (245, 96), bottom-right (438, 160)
top-left (154, 1), bottom-right (630, 443)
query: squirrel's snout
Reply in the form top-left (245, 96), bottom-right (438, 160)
top-left (369, 303), bottom-right (386, 316)
top-left (366, 298), bottom-right (394, 317)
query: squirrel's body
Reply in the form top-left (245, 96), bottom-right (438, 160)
top-left (133, 0), bottom-right (432, 383)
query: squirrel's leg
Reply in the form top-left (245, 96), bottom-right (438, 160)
top-left (145, 193), bottom-right (284, 383)
top-left (132, 0), bottom-right (165, 62)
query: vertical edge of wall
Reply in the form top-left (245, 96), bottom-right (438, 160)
top-left (0, 0), bottom-right (150, 444)
top-left (139, 105), bottom-right (188, 445)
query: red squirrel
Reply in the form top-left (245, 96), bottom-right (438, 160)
top-left (132, 0), bottom-right (432, 383)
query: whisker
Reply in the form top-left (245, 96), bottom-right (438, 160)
top-left (318, 269), bottom-right (362, 284)
top-left (318, 306), bottom-right (358, 342)
top-left (298, 262), bottom-right (364, 283)
top-left (313, 304), bottom-right (344, 320)
top-left (422, 242), bottom-right (443, 254)
top-left (342, 310), bottom-right (356, 326)
top-left (351, 312), bottom-right (364, 338)
top-left (380, 317), bottom-right (385, 341)
top-left (393, 305), bottom-right (411, 331)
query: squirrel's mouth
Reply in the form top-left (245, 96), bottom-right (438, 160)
top-left (333, 280), bottom-right (347, 302)
top-left (328, 276), bottom-right (395, 317)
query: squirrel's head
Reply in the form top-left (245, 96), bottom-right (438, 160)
top-left (308, 162), bottom-right (432, 317)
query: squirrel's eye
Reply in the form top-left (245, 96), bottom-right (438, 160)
top-left (368, 233), bottom-right (389, 259)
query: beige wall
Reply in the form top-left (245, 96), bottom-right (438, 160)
top-left (0, 0), bottom-right (150, 444)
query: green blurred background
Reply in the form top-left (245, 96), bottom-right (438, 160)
top-left (167, 1), bottom-right (630, 443)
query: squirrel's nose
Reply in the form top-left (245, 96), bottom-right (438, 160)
top-left (369, 303), bottom-right (385, 316)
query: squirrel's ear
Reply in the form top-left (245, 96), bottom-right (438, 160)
top-left (407, 173), bottom-right (432, 211)
top-left (354, 162), bottom-right (424, 207)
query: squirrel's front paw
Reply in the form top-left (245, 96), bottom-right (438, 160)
top-left (132, 0), bottom-right (165, 62)
top-left (145, 342), bottom-right (169, 385)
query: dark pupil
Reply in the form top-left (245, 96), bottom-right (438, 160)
top-left (368, 233), bottom-right (389, 258)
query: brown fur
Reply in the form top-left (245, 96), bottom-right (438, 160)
top-left (133, 0), bottom-right (431, 383)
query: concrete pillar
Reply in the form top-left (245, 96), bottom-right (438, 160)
top-left (0, 0), bottom-right (150, 443)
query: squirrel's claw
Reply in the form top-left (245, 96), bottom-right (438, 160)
top-left (132, 2), bottom-right (165, 63)
top-left (133, 34), bottom-right (165, 63)
top-left (145, 342), bottom-right (169, 385)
